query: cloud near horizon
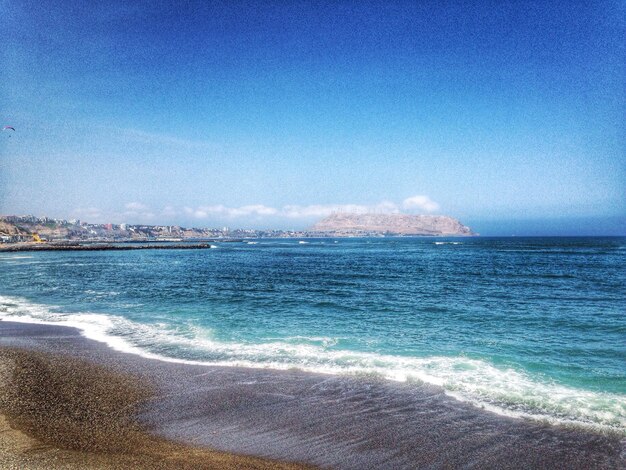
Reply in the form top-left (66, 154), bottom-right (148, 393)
top-left (182, 195), bottom-right (440, 220)
top-left (71, 195), bottom-right (440, 225)
top-left (124, 202), bottom-right (149, 211)
top-left (402, 195), bottom-right (440, 212)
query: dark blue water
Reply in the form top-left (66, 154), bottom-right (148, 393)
top-left (1, 237), bottom-right (624, 432)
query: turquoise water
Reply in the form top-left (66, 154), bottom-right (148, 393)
top-left (1, 237), bottom-right (624, 432)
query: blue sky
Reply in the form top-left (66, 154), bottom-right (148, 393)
top-left (1, 1), bottom-right (624, 234)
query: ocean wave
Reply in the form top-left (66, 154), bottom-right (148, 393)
top-left (0, 259), bottom-right (43, 265)
top-left (274, 335), bottom-right (341, 348)
top-left (0, 294), bottom-right (624, 435)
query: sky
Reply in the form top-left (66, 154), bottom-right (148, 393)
top-left (1, 0), bottom-right (624, 235)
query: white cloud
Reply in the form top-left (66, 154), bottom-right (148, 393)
top-left (281, 201), bottom-right (400, 218)
top-left (240, 204), bottom-right (279, 216)
top-left (72, 207), bottom-right (104, 221)
top-left (183, 198), bottom-right (432, 220)
top-left (121, 202), bottom-right (155, 221)
top-left (402, 195), bottom-right (440, 213)
top-left (125, 202), bottom-right (148, 211)
top-left (191, 204), bottom-right (278, 218)
top-left (109, 195), bottom-right (440, 223)
top-left (113, 127), bottom-right (218, 151)
top-left (161, 205), bottom-right (178, 217)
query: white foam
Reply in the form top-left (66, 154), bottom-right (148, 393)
top-left (275, 335), bottom-right (341, 348)
top-left (0, 294), bottom-right (624, 435)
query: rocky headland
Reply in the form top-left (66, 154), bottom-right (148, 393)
top-left (311, 213), bottom-right (474, 236)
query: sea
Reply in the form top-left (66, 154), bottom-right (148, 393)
top-left (0, 237), bottom-right (624, 435)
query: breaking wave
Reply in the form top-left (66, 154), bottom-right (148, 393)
top-left (1, 294), bottom-right (624, 435)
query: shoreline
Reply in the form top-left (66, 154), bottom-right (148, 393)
top-left (2, 294), bottom-right (623, 437)
top-left (0, 320), bottom-right (624, 469)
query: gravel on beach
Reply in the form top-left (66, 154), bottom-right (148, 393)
top-left (0, 347), bottom-right (311, 470)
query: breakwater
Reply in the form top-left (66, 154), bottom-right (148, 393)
top-left (0, 243), bottom-right (213, 252)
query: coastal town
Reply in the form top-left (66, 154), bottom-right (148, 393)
top-left (0, 214), bottom-right (313, 243)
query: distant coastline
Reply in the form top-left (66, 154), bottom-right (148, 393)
top-left (0, 213), bottom-right (475, 244)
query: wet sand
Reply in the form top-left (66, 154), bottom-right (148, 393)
top-left (0, 321), bottom-right (624, 469)
top-left (0, 346), bottom-right (310, 469)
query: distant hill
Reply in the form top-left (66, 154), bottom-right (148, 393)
top-left (0, 220), bottom-right (29, 237)
top-left (311, 213), bottom-right (475, 236)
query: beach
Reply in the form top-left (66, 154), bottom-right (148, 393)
top-left (0, 321), bottom-right (309, 469)
top-left (1, 320), bottom-right (623, 469)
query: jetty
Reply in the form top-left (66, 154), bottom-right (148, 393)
top-left (0, 243), bottom-right (214, 253)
